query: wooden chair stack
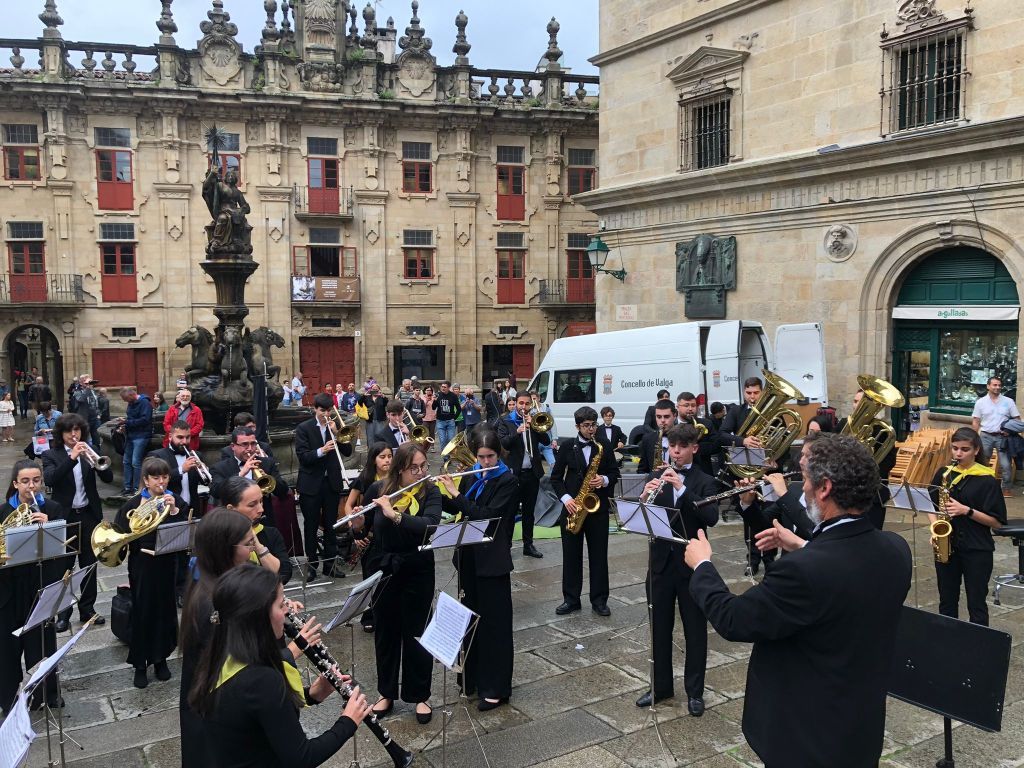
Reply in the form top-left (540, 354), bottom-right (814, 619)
top-left (887, 428), bottom-right (953, 486)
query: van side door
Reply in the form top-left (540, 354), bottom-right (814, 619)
top-left (773, 322), bottom-right (828, 405)
top-left (703, 321), bottom-right (742, 405)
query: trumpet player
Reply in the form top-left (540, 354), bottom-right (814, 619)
top-left (636, 424), bottom-right (719, 716)
top-left (42, 413), bottom-right (114, 630)
top-left (675, 392), bottom-right (717, 476)
top-left (380, 399), bottom-right (411, 448)
top-left (928, 427), bottom-right (1006, 626)
top-left (295, 393), bottom-right (353, 581)
top-left (210, 427), bottom-right (287, 509)
top-left (219, 411), bottom-right (276, 462)
top-left (0, 459), bottom-right (64, 714)
top-left (497, 392), bottom-right (551, 559)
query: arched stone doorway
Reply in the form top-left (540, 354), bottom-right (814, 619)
top-left (3, 324), bottom-right (65, 411)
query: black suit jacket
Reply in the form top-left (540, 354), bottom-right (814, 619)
top-left (366, 481), bottom-right (443, 572)
top-left (377, 425), bottom-right (411, 451)
top-left (550, 436), bottom-right (619, 512)
top-left (741, 482), bottom-right (815, 541)
top-left (598, 424), bottom-right (626, 450)
top-left (147, 447), bottom-right (204, 506)
top-left (690, 516), bottom-right (912, 767)
top-left (209, 454), bottom-right (288, 502)
top-left (717, 402), bottom-right (753, 449)
top-left (441, 471), bottom-right (519, 578)
top-left (42, 446), bottom-right (113, 520)
top-left (294, 417), bottom-right (351, 495)
top-left (496, 415), bottom-right (550, 478)
top-left (644, 466), bottom-right (719, 575)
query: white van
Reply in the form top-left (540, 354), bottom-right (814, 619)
top-left (526, 320), bottom-right (828, 438)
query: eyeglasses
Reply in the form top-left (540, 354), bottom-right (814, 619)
top-left (578, 422), bottom-right (598, 429)
top-left (408, 462), bottom-right (430, 475)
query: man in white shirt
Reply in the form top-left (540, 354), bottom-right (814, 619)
top-left (971, 376), bottom-right (1019, 497)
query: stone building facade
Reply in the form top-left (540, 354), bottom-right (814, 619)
top-left (0, 0), bottom-right (598, 401)
top-left (581, 0), bottom-right (1024, 430)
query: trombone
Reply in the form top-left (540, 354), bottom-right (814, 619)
top-left (75, 439), bottom-right (111, 472)
top-left (529, 395), bottom-right (553, 432)
top-left (403, 408), bottom-right (434, 446)
top-left (329, 406), bottom-right (359, 445)
top-left (334, 468), bottom-right (487, 528)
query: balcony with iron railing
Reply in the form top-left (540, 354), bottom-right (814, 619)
top-left (538, 278), bottom-right (595, 307)
top-left (293, 185), bottom-right (355, 221)
top-left (0, 273), bottom-right (85, 306)
top-left (290, 275), bottom-right (360, 305)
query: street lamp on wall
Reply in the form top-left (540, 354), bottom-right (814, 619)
top-left (585, 235), bottom-right (627, 282)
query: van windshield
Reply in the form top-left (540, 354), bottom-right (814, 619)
top-left (530, 371), bottom-right (550, 401)
top-left (554, 369), bottom-right (594, 403)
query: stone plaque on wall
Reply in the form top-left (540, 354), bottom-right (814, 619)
top-left (675, 234), bottom-right (737, 319)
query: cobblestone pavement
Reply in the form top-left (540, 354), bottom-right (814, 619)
top-left (3, 419), bottom-right (1022, 768)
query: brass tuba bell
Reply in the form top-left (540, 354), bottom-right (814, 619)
top-left (839, 374), bottom-right (906, 463)
top-left (729, 369), bottom-right (804, 479)
top-left (440, 431), bottom-right (478, 473)
top-left (91, 495), bottom-right (171, 568)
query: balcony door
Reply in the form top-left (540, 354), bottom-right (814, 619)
top-left (566, 248), bottom-right (594, 303)
top-left (9, 242), bottom-right (46, 302)
top-left (308, 158), bottom-right (339, 215)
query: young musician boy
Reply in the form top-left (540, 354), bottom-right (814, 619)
top-left (635, 424), bottom-right (719, 716)
top-left (550, 406), bottom-right (619, 616)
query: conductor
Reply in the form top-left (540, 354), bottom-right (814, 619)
top-left (684, 434), bottom-right (912, 768)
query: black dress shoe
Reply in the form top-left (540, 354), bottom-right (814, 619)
top-left (54, 618), bottom-right (70, 633)
top-left (133, 668), bottom-right (149, 689)
top-left (592, 602), bottom-right (611, 617)
top-left (81, 613), bottom-right (106, 626)
top-left (635, 691), bottom-right (670, 708)
top-left (362, 623), bottom-right (375, 633)
top-left (415, 704), bottom-right (433, 724)
top-left (370, 698), bottom-right (393, 717)
top-left (522, 543), bottom-right (543, 558)
top-left (154, 660), bottom-right (172, 681)
top-left (29, 696), bottom-right (64, 711)
top-left (688, 697), bottom-right (705, 717)
top-left (477, 697), bottom-right (509, 712)
top-left (305, 566), bottom-right (318, 583)
top-left (555, 601), bottom-right (581, 616)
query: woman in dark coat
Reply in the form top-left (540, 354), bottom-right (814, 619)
top-left (436, 427), bottom-right (519, 710)
top-left (343, 442), bottom-right (392, 631)
top-left (114, 456), bottom-right (190, 689)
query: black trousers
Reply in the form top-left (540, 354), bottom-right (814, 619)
top-left (58, 509), bottom-right (99, 621)
top-left (373, 557), bottom-right (434, 703)
top-left (299, 486), bottom-right (340, 574)
top-left (560, 508), bottom-right (610, 606)
top-left (516, 470), bottom-right (540, 546)
top-left (460, 570), bottom-right (513, 700)
top-left (647, 562), bottom-right (707, 699)
top-left (936, 548), bottom-right (994, 626)
top-left (0, 566), bottom-right (58, 712)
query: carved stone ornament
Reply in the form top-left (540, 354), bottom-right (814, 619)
top-left (199, 1), bottom-right (243, 87)
top-left (823, 224), bottom-right (857, 262)
top-left (398, 53), bottom-right (436, 98)
top-left (896, 0), bottom-right (947, 27)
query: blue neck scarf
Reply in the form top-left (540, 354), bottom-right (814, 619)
top-left (465, 460), bottom-right (510, 500)
top-left (8, 492), bottom-right (45, 509)
top-left (508, 410), bottom-right (523, 426)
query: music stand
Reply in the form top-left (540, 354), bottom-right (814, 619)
top-left (416, 518), bottom-right (497, 768)
top-left (613, 496), bottom-right (688, 766)
top-left (886, 481), bottom-right (937, 608)
top-left (888, 606), bottom-right (1011, 767)
top-left (140, 518), bottom-right (195, 556)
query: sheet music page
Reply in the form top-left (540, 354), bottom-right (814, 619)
top-left (0, 692), bottom-right (34, 768)
top-left (323, 571), bottom-right (382, 633)
top-left (418, 591), bottom-right (474, 669)
top-left (887, 483), bottom-right (936, 513)
top-left (615, 499), bottom-right (678, 541)
top-left (155, 521), bottom-right (193, 554)
top-left (428, 520), bottom-right (489, 548)
top-left (24, 623), bottom-right (90, 692)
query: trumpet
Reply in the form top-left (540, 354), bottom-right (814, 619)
top-left (184, 447), bottom-right (212, 485)
top-left (75, 439), bottom-right (111, 472)
top-left (245, 442), bottom-right (277, 495)
top-left (334, 468), bottom-right (486, 529)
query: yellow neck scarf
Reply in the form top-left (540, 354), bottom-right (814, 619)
top-left (215, 655), bottom-right (306, 707)
top-left (393, 491), bottom-right (420, 517)
top-left (945, 461), bottom-right (995, 489)
top-left (248, 523), bottom-right (265, 564)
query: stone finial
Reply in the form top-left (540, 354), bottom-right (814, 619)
top-left (452, 9), bottom-right (470, 64)
top-left (347, 5), bottom-right (359, 45)
top-left (387, 16), bottom-right (395, 30)
top-left (362, 3), bottom-right (378, 51)
top-left (544, 17), bottom-right (562, 68)
top-left (399, 0), bottom-right (432, 53)
top-left (39, 0), bottom-right (64, 39)
top-left (156, 0), bottom-right (178, 42)
top-left (280, 0), bottom-right (292, 33)
top-left (262, 0), bottom-right (281, 43)
top-left (201, 0), bottom-right (239, 40)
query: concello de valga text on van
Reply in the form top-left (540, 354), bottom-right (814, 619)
top-left (618, 379), bottom-right (675, 389)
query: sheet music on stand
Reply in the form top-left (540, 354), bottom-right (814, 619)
top-left (1, 521), bottom-right (78, 570)
top-left (23, 621), bottom-right (94, 693)
top-left (726, 446), bottom-right (769, 469)
top-left (887, 482), bottom-right (936, 514)
top-left (614, 499), bottom-right (687, 544)
top-left (418, 517), bottom-right (497, 552)
top-left (417, 591), bottom-right (477, 670)
top-left (14, 565), bottom-right (96, 637)
top-left (141, 519), bottom-right (195, 556)
top-left (322, 570), bottom-right (384, 634)
top-left (0, 692), bottom-right (34, 768)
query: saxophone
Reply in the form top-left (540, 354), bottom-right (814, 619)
top-left (0, 503), bottom-right (36, 563)
top-left (931, 462), bottom-right (956, 564)
top-left (567, 441), bottom-right (603, 534)
top-left (651, 430), bottom-right (666, 472)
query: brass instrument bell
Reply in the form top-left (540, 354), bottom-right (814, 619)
top-left (729, 369), bottom-right (805, 479)
top-left (839, 374), bottom-right (906, 463)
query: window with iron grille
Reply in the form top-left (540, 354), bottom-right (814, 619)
top-left (111, 327), bottom-right (137, 338)
top-left (310, 227), bottom-right (341, 244)
top-left (680, 94), bottom-right (731, 171)
top-left (567, 148), bottom-right (597, 195)
top-left (307, 137), bottom-right (338, 156)
top-left (2, 124), bottom-right (41, 180)
top-left (403, 229), bottom-right (434, 280)
top-left (95, 128), bottom-right (131, 147)
top-left (99, 223), bottom-right (135, 241)
top-left (7, 222), bottom-right (44, 240)
top-left (498, 325), bottom-right (519, 335)
top-left (496, 232), bottom-right (524, 249)
top-left (881, 23), bottom-right (970, 136)
top-left (403, 229), bottom-right (433, 247)
top-left (496, 146), bottom-right (524, 164)
top-left (402, 142), bottom-right (432, 193)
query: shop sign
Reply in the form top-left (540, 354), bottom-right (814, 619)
top-left (892, 305), bottom-right (1019, 321)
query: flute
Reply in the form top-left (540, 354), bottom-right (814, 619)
top-left (333, 468), bottom-right (486, 529)
top-left (695, 471), bottom-right (801, 507)
top-left (283, 611), bottom-right (413, 768)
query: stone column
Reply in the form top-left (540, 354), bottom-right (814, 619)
top-left (447, 192), bottom-right (480, 385)
top-left (354, 190), bottom-right (389, 381)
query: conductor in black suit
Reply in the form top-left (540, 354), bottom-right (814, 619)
top-left (685, 434), bottom-right (912, 768)
top-left (634, 425), bottom-right (719, 716)
top-left (42, 414), bottom-right (114, 629)
top-left (496, 391), bottom-right (551, 559)
top-left (294, 393), bottom-right (352, 580)
top-left (551, 406), bottom-right (619, 616)
top-left (209, 427), bottom-right (287, 507)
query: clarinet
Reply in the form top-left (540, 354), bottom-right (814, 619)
top-left (283, 611), bottom-right (413, 768)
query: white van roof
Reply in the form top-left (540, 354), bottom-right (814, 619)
top-left (544, 320), bottom-right (765, 363)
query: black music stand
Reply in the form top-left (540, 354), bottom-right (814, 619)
top-left (141, 518), bottom-right (195, 557)
top-left (886, 481), bottom-right (937, 608)
top-left (416, 518), bottom-right (497, 768)
top-left (888, 606), bottom-right (1011, 767)
top-left (613, 496), bottom-right (688, 767)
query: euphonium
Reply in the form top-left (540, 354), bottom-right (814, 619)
top-left (440, 431), bottom-right (477, 473)
top-left (529, 395), bottom-right (554, 432)
top-left (91, 495), bottom-right (172, 568)
top-left (729, 369), bottom-right (805, 479)
top-left (0, 503), bottom-right (35, 563)
top-left (567, 440), bottom-right (603, 534)
top-left (840, 374), bottom-right (906, 463)
top-left (931, 463), bottom-right (956, 565)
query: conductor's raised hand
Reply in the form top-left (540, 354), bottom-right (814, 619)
top-left (683, 529), bottom-right (712, 570)
top-left (343, 685), bottom-right (371, 725)
top-left (755, 519), bottom-right (806, 553)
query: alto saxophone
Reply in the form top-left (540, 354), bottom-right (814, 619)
top-left (931, 462), bottom-right (957, 564)
top-left (651, 430), bottom-right (666, 472)
top-left (567, 441), bottom-right (603, 534)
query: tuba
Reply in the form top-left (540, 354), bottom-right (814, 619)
top-left (529, 395), bottom-right (554, 432)
top-left (0, 503), bottom-right (36, 563)
top-left (567, 441), bottom-right (603, 534)
top-left (729, 369), bottom-right (805, 479)
top-left (840, 374), bottom-right (906, 463)
top-left (440, 431), bottom-right (477, 473)
top-left (931, 462), bottom-right (956, 564)
top-left (91, 495), bottom-right (172, 567)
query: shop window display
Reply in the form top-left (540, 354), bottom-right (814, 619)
top-left (938, 330), bottom-right (1017, 406)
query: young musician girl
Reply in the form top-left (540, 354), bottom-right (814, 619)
top-left (343, 442), bottom-right (393, 632)
top-left (0, 459), bottom-right (64, 713)
top-left (928, 427), bottom-right (1007, 626)
top-left (115, 456), bottom-right (189, 689)
top-left (356, 441), bottom-right (441, 723)
top-left (179, 507), bottom-right (254, 767)
top-left (220, 475), bottom-right (291, 584)
top-left (189, 564), bottom-right (371, 767)
top-left (436, 427), bottom-right (519, 710)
